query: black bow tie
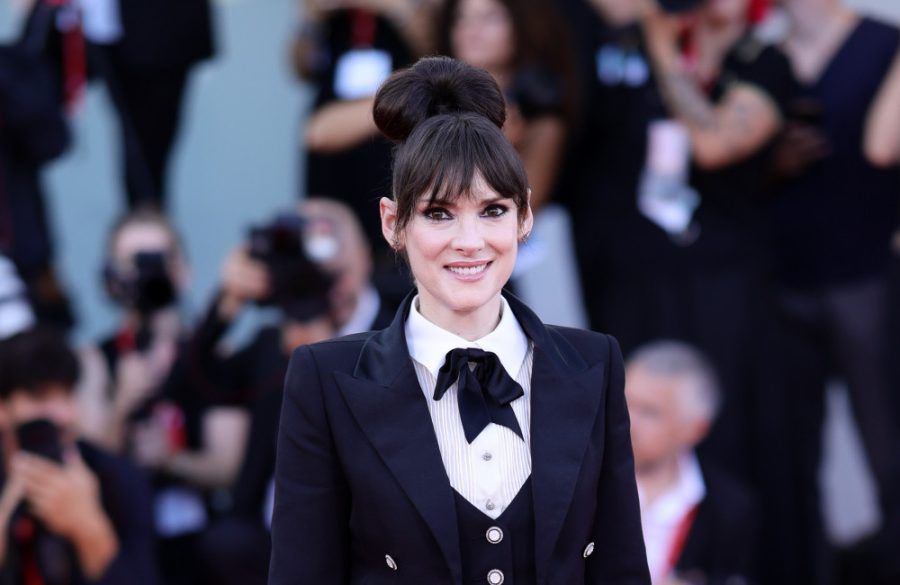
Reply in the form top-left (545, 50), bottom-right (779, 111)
top-left (433, 347), bottom-right (525, 443)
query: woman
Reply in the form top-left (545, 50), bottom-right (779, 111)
top-left (436, 0), bottom-right (577, 211)
top-left (269, 57), bottom-right (650, 584)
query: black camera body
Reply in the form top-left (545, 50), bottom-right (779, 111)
top-left (104, 251), bottom-right (177, 316)
top-left (16, 419), bottom-right (64, 464)
top-left (247, 213), bottom-right (335, 322)
top-left (659, 0), bottom-right (703, 13)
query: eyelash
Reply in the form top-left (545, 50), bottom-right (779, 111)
top-left (421, 204), bottom-right (510, 221)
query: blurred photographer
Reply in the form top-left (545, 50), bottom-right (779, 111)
top-left (78, 207), bottom-right (190, 454)
top-left (0, 328), bottom-right (158, 585)
top-left (170, 198), bottom-right (388, 585)
top-left (77, 208), bottom-right (245, 585)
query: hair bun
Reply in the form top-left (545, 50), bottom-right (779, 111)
top-left (373, 56), bottom-right (507, 143)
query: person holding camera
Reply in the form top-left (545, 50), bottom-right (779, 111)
top-left (164, 198), bottom-right (390, 585)
top-left (76, 208), bottom-right (248, 585)
top-left (0, 328), bottom-right (158, 585)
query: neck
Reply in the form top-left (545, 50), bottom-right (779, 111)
top-left (416, 292), bottom-right (503, 341)
top-left (785, 0), bottom-right (851, 43)
top-left (636, 455), bottom-right (683, 506)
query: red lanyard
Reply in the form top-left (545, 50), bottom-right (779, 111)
top-left (665, 504), bottom-right (699, 575)
top-left (14, 517), bottom-right (46, 585)
top-left (47, 0), bottom-right (86, 111)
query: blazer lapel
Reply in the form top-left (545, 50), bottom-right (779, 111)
top-left (334, 295), bottom-right (463, 584)
top-left (505, 294), bottom-right (608, 583)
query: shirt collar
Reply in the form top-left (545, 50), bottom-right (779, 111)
top-left (405, 295), bottom-right (530, 381)
top-left (638, 451), bottom-right (707, 525)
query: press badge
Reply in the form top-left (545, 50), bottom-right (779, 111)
top-left (637, 120), bottom-right (700, 238)
top-left (334, 49), bottom-right (393, 100)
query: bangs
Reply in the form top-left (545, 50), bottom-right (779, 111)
top-left (393, 113), bottom-right (529, 228)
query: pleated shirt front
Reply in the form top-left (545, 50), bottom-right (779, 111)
top-left (405, 296), bottom-right (533, 520)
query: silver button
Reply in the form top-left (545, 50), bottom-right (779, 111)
top-left (485, 526), bottom-right (504, 544)
top-left (583, 542), bottom-right (595, 558)
top-left (487, 569), bottom-right (505, 584)
top-left (485, 500), bottom-right (496, 511)
top-left (385, 554), bottom-right (397, 570)
top-left (482, 452), bottom-right (493, 462)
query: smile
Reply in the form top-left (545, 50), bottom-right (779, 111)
top-left (446, 262), bottom-right (492, 278)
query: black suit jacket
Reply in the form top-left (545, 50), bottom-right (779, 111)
top-left (676, 465), bottom-right (759, 585)
top-left (269, 292), bottom-right (650, 584)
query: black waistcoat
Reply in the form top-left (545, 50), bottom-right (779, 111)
top-left (454, 478), bottom-right (536, 585)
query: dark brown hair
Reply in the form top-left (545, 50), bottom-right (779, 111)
top-left (373, 56), bottom-right (529, 231)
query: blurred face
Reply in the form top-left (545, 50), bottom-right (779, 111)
top-left (702, 0), bottom-right (751, 26)
top-left (451, 0), bottom-right (516, 73)
top-left (111, 221), bottom-right (187, 295)
top-left (384, 173), bottom-right (531, 323)
top-left (625, 366), bottom-right (697, 470)
top-left (588, 0), bottom-right (641, 26)
top-left (112, 221), bottom-right (176, 272)
top-left (3, 385), bottom-right (78, 444)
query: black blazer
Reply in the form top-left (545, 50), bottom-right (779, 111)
top-left (676, 465), bottom-right (759, 585)
top-left (269, 293), bottom-right (650, 584)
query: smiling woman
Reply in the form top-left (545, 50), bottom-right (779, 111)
top-left (269, 56), bottom-right (651, 585)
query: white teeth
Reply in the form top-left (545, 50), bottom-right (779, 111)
top-left (448, 264), bottom-right (488, 276)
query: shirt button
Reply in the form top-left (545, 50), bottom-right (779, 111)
top-left (583, 542), bottom-right (595, 558)
top-left (487, 569), bottom-right (505, 584)
top-left (486, 526), bottom-right (504, 544)
top-left (485, 500), bottom-right (496, 511)
top-left (385, 554), bottom-right (398, 570)
top-left (482, 452), bottom-right (493, 462)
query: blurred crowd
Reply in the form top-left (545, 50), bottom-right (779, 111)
top-left (1, 0), bottom-right (900, 583)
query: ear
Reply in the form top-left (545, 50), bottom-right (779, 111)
top-left (519, 189), bottom-right (535, 241)
top-left (380, 197), bottom-right (403, 250)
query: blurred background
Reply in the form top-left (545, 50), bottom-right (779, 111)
top-left (1, 0), bottom-right (899, 583)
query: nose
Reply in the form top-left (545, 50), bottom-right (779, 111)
top-left (451, 214), bottom-right (485, 254)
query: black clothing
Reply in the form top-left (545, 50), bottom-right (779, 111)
top-left (676, 465), bottom-right (759, 585)
top-left (763, 17), bottom-right (900, 585)
top-left (194, 295), bottom-right (392, 584)
top-left (455, 480), bottom-right (535, 585)
top-left (305, 11), bottom-right (413, 264)
top-left (268, 291), bottom-right (650, 584)
top-left (101, 0), bottom-right (214, 208)
top-left (0, 441), bottom-right (159, 585)
top-left (770, 18), bottom-right (900, 289)
top-left (0, 45), bottom-right (72, 328)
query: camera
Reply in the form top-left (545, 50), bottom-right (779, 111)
top-left (659, 0), bottom-right (703, 14)
top-left (247, 213), bottom-right (336, 322)
top-left (104, 251), bottom-right (177, 316)
top-left (16, 419), bottom-right (64, 464)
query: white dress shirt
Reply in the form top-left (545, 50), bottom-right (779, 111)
top-left (405, 296), bottom-right (533, 519)
top-left (638, 451), bottom-right (707, 584)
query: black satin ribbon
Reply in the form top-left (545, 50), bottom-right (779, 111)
top-left (433, 348), bottom-right (524, 443)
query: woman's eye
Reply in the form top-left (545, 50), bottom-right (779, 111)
top-left (423, 208), bottom-right (452, 221)
top-left (483, 204), bottom-right (509, 218)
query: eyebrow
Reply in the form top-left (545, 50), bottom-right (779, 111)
top-left (422, 195), bottom-right (510, 207)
